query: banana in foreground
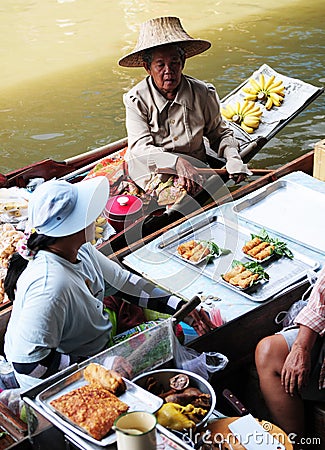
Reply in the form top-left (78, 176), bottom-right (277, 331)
top-left (91, 215), bottom-right (107, 245)
top-left (221, 100), bottom-right (263, 134)
top-left (242, 73), bottom-right (285, 110)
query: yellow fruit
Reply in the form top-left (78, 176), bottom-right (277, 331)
top-left (96, 216), bottom-right (106, 225)
top-left (269, 85), bottom-right (285, 95)
top-left (95, 226), bottom-right (104, 234)
top-left (221, 106), bottom-right (234, 120)
top-left (248, 108), bottom-right (263, 117)
top-left (249, 77), bottom-right (261, 92)
top-left (265, 97), bottom-right (273, 110)
top-left (241, 123), bottom-right (255, 134)
top-left (243, 86), bottom-right (257, 95)
top-left (268, 79), bottom-right (284, 90)
top-left (242, 115), bottom-right (260, 128)
top-left (234, 101), bottom-right (242, 114)
top-left (244, 93), bottom-right (258, 102)
top-left (239, 100), bottom-right (251, 115)
top-left (264, 75), bottom-right (275, 90)
top-left (269, 92), bottom-right (283, 106)
top-left (221, 103), bottom-right (238, 119)
top-left (276, 89), bottom-right (285, 97)
top-left (259, 73), bottom-right (265, 90)
top-left (242, 101), bottom-right (257, 115)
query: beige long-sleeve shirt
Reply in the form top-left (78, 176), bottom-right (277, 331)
top-left (124, 74), bottom-right (251, 189)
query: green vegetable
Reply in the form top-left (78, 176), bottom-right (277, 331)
top-left (201, 240), bottom-right (231, 263)
top-left (20, 405), bottom-right (27, 423)
top-left (250, 228), bottom-right (293, 259)
top-left (231, 259), bottom-right (270, 281)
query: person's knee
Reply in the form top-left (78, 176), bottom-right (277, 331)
top-left (255, 336), bottom-right (277, 368)
top-left (255, 335), bottom-right (288, 372)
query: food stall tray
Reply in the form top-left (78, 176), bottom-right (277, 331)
top-left (35, 366), bottom-right (163, 447)
top-left (162, 216), bottom-right (319, 302)
top-left (233, 180), bottom-right (325, 254)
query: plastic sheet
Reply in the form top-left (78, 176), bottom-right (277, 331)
top-left (80, 318), bottom-right (175, 380)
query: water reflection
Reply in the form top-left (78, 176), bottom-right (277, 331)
top-left (0, 0), bottom-right (324, 173)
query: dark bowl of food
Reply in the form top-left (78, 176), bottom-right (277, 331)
top-left (132, 369), bottom-right (216, 430)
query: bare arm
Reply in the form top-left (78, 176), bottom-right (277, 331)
top-left (175, 157), bottom-right (203, 195)
top-left (281, 325), bottom-right (318, 396)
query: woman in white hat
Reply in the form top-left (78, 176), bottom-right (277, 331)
top-left (3, 177), bottom-right (214, 389)
top-left (119, 17), bottom-right (252, 207)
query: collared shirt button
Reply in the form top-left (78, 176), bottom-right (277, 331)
top-left (170, 119), bottom-right (175, 124)
top-left (174, 136), bottom-right (178, 141)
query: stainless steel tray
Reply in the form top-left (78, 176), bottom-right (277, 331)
top-left (162, 216), bottom-right (319, 302)
top-left (233, 180), bottom-right (325, 254)
top-left (36, 366), bottom-right (163, 446)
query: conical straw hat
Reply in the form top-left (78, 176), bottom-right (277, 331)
top-left (118, 16), bottom-right (211, 67)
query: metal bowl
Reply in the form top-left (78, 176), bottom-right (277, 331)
top-left (132, 368), bottom-right (216, 429)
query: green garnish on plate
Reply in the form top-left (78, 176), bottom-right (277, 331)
top-left (250, 228), bottom-right (293, 259)
top-left (232, 259), bottom-right (270, 280)
top-left (201, 240), bottom-right (232, 263)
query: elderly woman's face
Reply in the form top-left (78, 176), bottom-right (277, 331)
top-left (144, 46), bottom-right (184, 100)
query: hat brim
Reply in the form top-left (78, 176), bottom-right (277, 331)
top-left (118, 39), bottom-right (211, 67)
top-left (36, 177), bottom-right (109, 237)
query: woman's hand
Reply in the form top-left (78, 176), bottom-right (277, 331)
top-left (175, 157), bottom-right (203, 195)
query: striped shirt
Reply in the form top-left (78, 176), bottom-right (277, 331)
top-left (295, 266), bottom-right (325, 388)
top-left (295, 266), bottom-right (325, 336)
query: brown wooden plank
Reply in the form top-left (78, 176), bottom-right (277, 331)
top-left (0, 403), bottom-right (27, 436)
top-left (1, 138), bottom-right (128, 188)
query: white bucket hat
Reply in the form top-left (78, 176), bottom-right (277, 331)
top-left (118, 16), bottom-right (211, 67)
top-left (28, 177), bottom-right (109, 237)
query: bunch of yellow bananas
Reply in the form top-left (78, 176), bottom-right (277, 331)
top-left (91, 216), bottom-right (107, 245)
top-left (221, 100), bottom-right (262, 134)
top-left (242, 74), bottom-right (285, 110)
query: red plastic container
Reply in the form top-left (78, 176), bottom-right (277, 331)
top-left (104, 195), bottom-right (143, 232)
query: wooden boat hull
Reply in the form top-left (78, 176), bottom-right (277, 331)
top-left (0, 150), bottom-right (314, 346)
top-left (108, 150), bottom-right (314, 260)
top-left (0, 150), bottom-right (318, 450)
top-left (1, 136), bottom-right (270, 254)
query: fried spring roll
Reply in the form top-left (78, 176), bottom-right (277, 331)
top-left (254, 244), bottom-right (274, 260)
top-left (237, 273), bottom-right (259, 289)
top-left (242, 237), bottom-right (261, 253)
top-left (189, 244), bottom-right (210, 262)
top-left (247, 241), bottom-right (269, 257)
top-left (229, 269), bottom-right (253, 285)
top-left (222, 265), bottom-right (245, 282)
top-left (177, 240), bottom-right (196, 255)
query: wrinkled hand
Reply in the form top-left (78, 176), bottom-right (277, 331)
top-left (229, 173), bottom-right (247, 184)
top-left (112, 356), bottom-right (133, 379)
top-left (186, 307), bottom-right (215, 336)
top-left (175, 157), bottom-right (203, 195)
top-left (281, 344), bottom-right (311, 396)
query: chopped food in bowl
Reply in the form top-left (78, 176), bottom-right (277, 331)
top-left (132, 369), bottom-right (216, 431)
